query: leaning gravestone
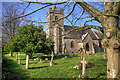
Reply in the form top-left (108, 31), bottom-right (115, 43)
top-left (49, 51), bottom-right (55, 66)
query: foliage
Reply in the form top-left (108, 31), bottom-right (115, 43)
top-left (6, 23), bottom-right (54, 56)
top-left (78, 48), bottom-right (83, 52)
top-left (4, 42), bottom-right (14, 53)
top-left (3, 52), bottom-right (107, 78)
top-left (42, 39), bottom-right (54, 54)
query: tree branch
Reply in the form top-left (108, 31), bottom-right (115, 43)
top-left (21, 2), bottom-right (77, 24)
top-left (13, 4), bottom-right (51, 20)
top-left (21, 0), bottom-right (67, 5)
top-left (76, 2), bottom-right (104, 23)
top-left (84, 19), bottom-right (95, 26)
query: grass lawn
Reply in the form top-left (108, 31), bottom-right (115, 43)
top-left (2, 52), bottom-right (107, 79)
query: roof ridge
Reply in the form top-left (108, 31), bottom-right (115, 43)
top-left (91, 29), bottom-right (99, 39)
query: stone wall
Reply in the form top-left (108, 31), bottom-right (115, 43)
top-left (64, 39), bottom-right (80, 53)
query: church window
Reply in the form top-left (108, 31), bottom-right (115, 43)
top-left (55, 16), bottom-right (58, 20)
top-left (71, 41), bottom-right (74, 48)
top-left (99, 41), bottom-right (102, 48)
top-left (86, 43), bottom-right (89, 51)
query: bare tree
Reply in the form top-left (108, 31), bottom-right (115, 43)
top-left (2, 2), bottom-right (28, 47)
top-left (8, 0), bottom-right (120, 78)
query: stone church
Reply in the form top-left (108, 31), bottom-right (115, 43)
top-left (46, 6), bottom-right (103, 54)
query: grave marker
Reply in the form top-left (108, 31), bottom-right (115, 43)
top-left (51, 52), bottom-right (54, 62)
top-left (49, 51), bottom-right (55, 66)
top-left (26, 55), bottom-right (29, 69)
top-left (81, 57), bottom-right (88, 76)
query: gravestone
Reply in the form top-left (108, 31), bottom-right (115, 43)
top-left (69, 52), bottom-right (73, 57)
top-left (38, 55), bottom-right (42, 62)
top-left (26, 55), bottom-right (29, 69)
top-left (49, 51), bottom-right (55, 66)
top-left (81, 57), bottom-right (88, 77)
top-left (18, 53), bottom-right (20, 64)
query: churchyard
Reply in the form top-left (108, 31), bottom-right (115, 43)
top-left (3, 52), bottom-right (107, 79)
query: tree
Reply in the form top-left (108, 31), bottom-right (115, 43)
top-left (2, 2), bottom-right (29, 49)
top-left (13, 24), bottom-right (45, 56)
top-left (4, 42), bottom-right (14, 56)
top-left (9, 0), bottom-right (120, 78)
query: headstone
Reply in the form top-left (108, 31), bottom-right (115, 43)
top-left (26, 55), bottom-right (29, 69)
top-left (49, 51), bottom-right (55, 66)
top-left (51, 53), bottom-right (54, 62)
top-left (81, 57), bottom-right (88, 76)
top-left (69, 52), bottom-right (73, 57)
top-left (18, 53), bottom-right (20, 64)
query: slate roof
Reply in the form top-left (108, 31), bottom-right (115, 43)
top-left (64, 25), bottom-right (103, 40)
top-left (64, 25), bottom-right (87, 39)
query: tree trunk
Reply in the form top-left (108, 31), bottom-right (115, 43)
top-left (102, 2), bottom-right (120, 78)
top-left (18, 53), bottom-right (20, 64)
top-left (26, 55), bottom-right (29, 69)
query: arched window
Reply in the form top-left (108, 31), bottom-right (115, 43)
top-left (71, 41), bottom-right (74, 48)
top-left (55, 16), bottom-right (58, 20)
top-left (86, 43), bottom-right (89, 51)
top-left (99, 41), bottom-right (102, 48)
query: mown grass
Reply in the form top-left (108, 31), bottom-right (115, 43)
top-left (3, 52), bottom-right (107, 79)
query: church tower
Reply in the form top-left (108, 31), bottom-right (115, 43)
top-left (46, 6), bottom-right (65, 54)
